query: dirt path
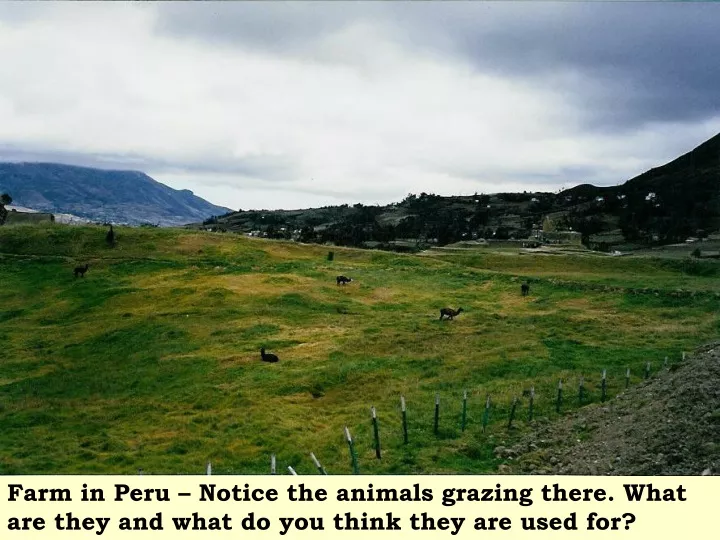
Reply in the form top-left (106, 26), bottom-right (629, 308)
top-left (499, 342), bottom-right (720, 475)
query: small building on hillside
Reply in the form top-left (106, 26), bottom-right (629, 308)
top-left (588, 230), bottom-right (626, 252)
top-left (543, 231), bottom-right (583, 246)
top-left (3, 209), bottom-right (55, 225)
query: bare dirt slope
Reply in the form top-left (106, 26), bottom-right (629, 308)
top-left (501, 342), bottom-right (720, 475)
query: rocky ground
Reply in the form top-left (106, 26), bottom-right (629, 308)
top-left (498, 342), bottom-right (720, 475)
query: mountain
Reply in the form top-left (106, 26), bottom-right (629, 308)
top-left (0, 162), bottom-right (233, 226)
top-left (191, 133), bottom-right (720, 251)
top-left (560, 132), bottom-right (720, 244)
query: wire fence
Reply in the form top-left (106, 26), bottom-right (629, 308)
top-left (152, 352), bottom-right (686, 476)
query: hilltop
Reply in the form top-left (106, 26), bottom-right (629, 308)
top-left (196, 133), bottom-right (720, 252)
top-left (0, 162), bottom-right (232, 226)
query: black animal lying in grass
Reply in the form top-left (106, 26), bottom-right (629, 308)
top-left (439, 307), bottom-right (463, 320)
top-left (260, 348), bottom-right (279, 363)
top-left (521, 282), bottom-right (530, 296)
top-left (74, 263), bottom-right (90, 278)
top-left (336, 275), bottom-right (353, 286)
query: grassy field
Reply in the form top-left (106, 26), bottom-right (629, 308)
top-left (1, 224), bottom-right (718, 474)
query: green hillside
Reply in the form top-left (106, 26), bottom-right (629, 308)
top-left (1, 224), bottom-right (718, 474)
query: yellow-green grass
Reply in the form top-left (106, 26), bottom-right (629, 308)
top-left (0, 224), bottom-right (718, 474)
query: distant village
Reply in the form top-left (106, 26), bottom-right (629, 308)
top-left (3, 182), bottom-right (719, 259)
top-left (195, 189), bottom-right (720, 257)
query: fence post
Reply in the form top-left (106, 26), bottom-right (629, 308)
top-left (528, 386), bottom-right (535, 422)
top-left (645, 361), bottom-right (651, 379)
top-left (601, 369), bottom-right (607, 403)
top-left (288, 466), bottom-right (297, 476)
top-left (271, 454), bottom-right (276, 475)
top-left (400, 396), bottom-right (408, 445)
top-left (310, 452), bottom-right (327, 475)
top-left (664, 356), bottom-right (668, 369)
top-left (507, 397), bottom-right (518, 429)
top-left (625, 367), bottom-right (630, 389)
top-left (555, 380), bottom-right (563, 413)
top-left (461, 390), bottom-right (468, 432)
top-left (344, 426), bottom-right (359, 474)
top-left (433, 393), bottom-right (440, 436)
top-left (206, 461), bottom-right (212, 476)
top-left (371, 406), bottom-right (381, 460)
top-left (578, 376), bottom-right (585, 405)
top-left (482, 395), bottom-right (491, 433)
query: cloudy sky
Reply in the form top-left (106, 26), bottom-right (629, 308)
top-left (1, 1), bottom-right (719, 211)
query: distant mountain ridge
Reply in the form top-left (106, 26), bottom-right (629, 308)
top-left (0, 162), bottom-right (232, 226)
top-left (195, 132), bottom-right (720, 251)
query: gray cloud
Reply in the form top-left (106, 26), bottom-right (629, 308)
top-left (155, 2), bottom-right (720, 131)
top-left (0, 145), bottom-right (299, 183)
top-left (1, 2), bottom-right (718, 211)
top-left (154, 2), bottom-right (376, 54)
top-left (439, 3), bottom-right (720, 130)
top-left (0, 2), bottom-right (49, 25)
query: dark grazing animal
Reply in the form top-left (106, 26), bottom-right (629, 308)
top-left (106, 224), bottom-right (115, 246)
top-left (439, 307), bottom-right (463, 320)
top-left (260, 348), bottom-right (279, 363)
top-left (336, 275), bottom-right (353, 286)
top-left (74, 263), bottom-right (90, 278)
top-left (521, 282), bottom-right (530, 296)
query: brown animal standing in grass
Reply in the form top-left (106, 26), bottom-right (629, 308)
top-left (521, 282), bottom-right (530, 296)
top-left (439, 307), bottom-right (463, 320)
top-left (260, 348), bottom-right (279, 363)
top-left (74, 263), bottom-right (90, 278)
top-left (336, 275), bottom-right (353, 285)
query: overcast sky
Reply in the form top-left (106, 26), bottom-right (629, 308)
top-left (1, 2), bottom-right (719, 211)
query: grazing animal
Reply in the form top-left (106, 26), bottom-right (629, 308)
top-left (336, 275), bottom-right (353, 286)
top-left (106, 224), bottom-right (115, 246)
top-left (260, 348), bottom-right (279, 363)
top-left (521, 282), bottom-right (530, 296)
top-left (439, 307), bottom-right (463, 320)
top-left (74, 263), bottom-right (90, 278)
